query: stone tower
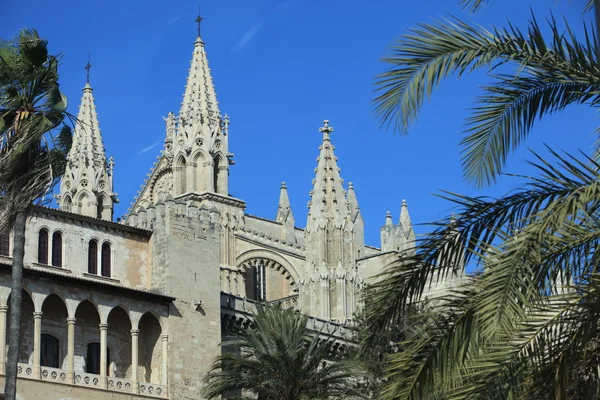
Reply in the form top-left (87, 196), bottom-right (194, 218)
top-left (57, 72), bottom-right (117, 220)
top-left (301, 120), bottom-right (364, 323)
top-left (380, 199), bottom-right (416, 254)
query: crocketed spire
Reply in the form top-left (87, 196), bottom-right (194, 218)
top-left (171, 19), bottom-right (232, 196)
top-left (58, 75), bottom-right (117, 220)
top-left (303, 120), bottom-right (364, 323)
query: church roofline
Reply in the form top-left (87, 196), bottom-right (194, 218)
top-left (33, 205), bottom-right (152, 237)
top-left (0, 262), bottom-right (175, 302)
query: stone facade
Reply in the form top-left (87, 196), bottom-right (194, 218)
top-left (0, 21), bottom-right (460, 400)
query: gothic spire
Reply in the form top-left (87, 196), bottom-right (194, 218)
top-left (306, 120), bottom-right (349, 228)
top-left (276, 182), bottom-right (294, 226)
top-left (178, 19), bottom-right (221, 132)
top-left (57, 72), bottom-right (117, 220)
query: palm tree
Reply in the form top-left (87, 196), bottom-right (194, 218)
top-left (363, 1), bottom-right (600, 399)
top-left (0, 29), bottom-right (71, 400)
top-left (203, 305), bottom-right (364, 400)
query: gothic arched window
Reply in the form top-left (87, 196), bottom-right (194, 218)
top-left (86, 343), bottom-right (110, 375)
top-left (0, 232), bottom-right (9, 257)
top-left (97, 196), bottom-right (104, 219)
top-left (101, 242), bottom-right (111, 277)
top-left (88, 240), bottom-right (98, 274)
top-left (38, 229), bottom-right (49, 264)
top-left (245, 264), bottom-right (266, 302)
top-left (51, 232), bottom-right (62, 267)
top-left (40, 334), bottom-right (59, 368)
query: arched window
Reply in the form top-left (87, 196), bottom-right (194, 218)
top-left (97, 196), bottom-right (106, 220)
top-left (40, 334), bottom-right (59, 368)
top-left (38, 229), bottom-right (49, 264)
top-left (245, 264), bottom-right (266, 302)
top-left (101, 243), bottom-right (111, 277)
top-left (88, 240), bottom-right (98, 274)
top-left (86, 343), bottom-right (110, 375)
top-left (176, 156), bottom-right (187, 195)
top-left (0, 232), bottom-right (9, 257)
top-left (51, 232), bottom-right (62, 267)
top-left (213, 160), bottom-right (219, 193)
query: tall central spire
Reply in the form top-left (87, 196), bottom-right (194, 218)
top-left (170, 14), bottom-right (232, 196)
top-left (58, 64), bottom-right (117, 220)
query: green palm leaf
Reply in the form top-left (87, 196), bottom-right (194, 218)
top-left (374, 15), bottom-right (600, 187)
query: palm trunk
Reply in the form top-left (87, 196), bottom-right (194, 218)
top-left (4, 209), bottom-right (27, 400)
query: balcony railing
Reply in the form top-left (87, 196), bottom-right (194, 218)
top-left (268, 294), bottom-right (299, 310)
top-left (15, 362), bottom-right (167, 398)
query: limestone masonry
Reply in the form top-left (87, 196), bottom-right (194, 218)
top-left (0, 25), bottom-right (459, 400)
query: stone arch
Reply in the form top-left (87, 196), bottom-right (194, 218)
top-left (213, 152), bottom-right (228, 195)
top-left (77, 190), bottom-right (95, 217)
top-left (74, 300), bottom-right (101, 374)
top-left (236, 249), bottom-right (299, 302)
top-left (174, 155), bottom-right (187, 195)
top-left (150, 168), bottom-right (173, 202)
top-left (137, 312), bottom-right (162, 383)
top-left (6, 289), bottom-right (35, 364)
top-left (106, 306), bottom-right (132, 378)
top-left (236, 249), bottom-right (300, 284)
top-left (192, 149), bottom-right (210, 192)
top-left (61, 195), bottom-right (72, 212)
top-left (41, 294), bottom-right (68, 368)
top-left (97, 193), bottom-right (111, 220)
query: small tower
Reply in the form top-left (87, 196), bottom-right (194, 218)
top-left (303, 120), bottom-right (364, 323)
top-left (276, 182), bottom-right (295, 241)
top-left (57, 61), bottom-right (117, 220)
top-left (380, 199), bottom-right (415, 255)
top-left (171, 17), bottom-right (233, 196)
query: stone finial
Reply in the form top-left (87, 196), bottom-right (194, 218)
top-left (276, 181), bottom-right (294, 226)
top-left (385, 211), bottom-right (393, 226)
top-left (399, 199), bottom-right (415, 242)
top-left (319, 119), bottom-right (333, 141)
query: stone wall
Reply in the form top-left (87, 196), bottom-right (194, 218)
top-left (149, 197), bottom-right (222, 399)
top-left (25, 208), bottom-right (152, 291)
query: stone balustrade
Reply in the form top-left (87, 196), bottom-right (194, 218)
top-left (268, 294), bottom-right (299, 310)
top-left (139, 381), bottom-right (168, 398)
top-left (107, 375), bottom-right (134, 393)
top-left (41, 365), bottom-right (68, 383)
top-left (13, 362), bottom-right (167, 398)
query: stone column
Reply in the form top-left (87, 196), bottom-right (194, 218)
top-left (130, 329), bottom-right (139, 391)
top-left (161, 335), bottom-right (168, 386)
top-left (66, 317), bottom-right (76, 382)
top-left (0, 305), bottom-right (7, 375)
top-left (33, 311), bottom-right (43, 378)
top-left (99, 323), bottom-right (108, 387)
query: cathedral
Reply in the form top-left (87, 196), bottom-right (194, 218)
top-left (0, 23), bottom-right (423, 400)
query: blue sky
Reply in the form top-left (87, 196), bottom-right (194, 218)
top-left (3, 1), bottom-right (598, 247)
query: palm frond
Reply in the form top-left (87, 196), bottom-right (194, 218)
top-left (374, 14), bottom-right (600, 186)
